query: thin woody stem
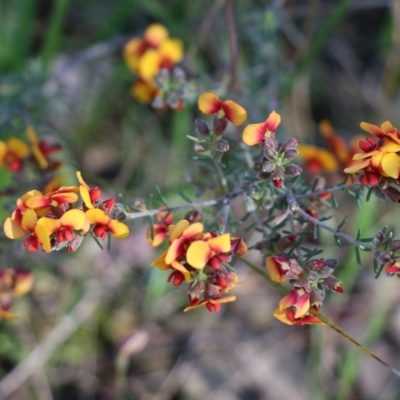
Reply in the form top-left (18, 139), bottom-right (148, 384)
top-left (293, 180), bottom-right (361, 200)
top-left (225, 0), bottom-right (239, 97)
top-left (125, 189), bottom-right (243, 221)
top-left (286, 190), bottom-right (373, 250)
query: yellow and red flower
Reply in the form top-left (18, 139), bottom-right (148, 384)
top-left (0, 137), bottom-right (30, 172)
top-left (147, 211), bottom-right (173, 247)
top-left (344, 120), bottom-right (400, 182)
top-left (198, 92), bottom-right (247, 126)
top-left (242, 110), bottom-right (280, 146)
top-left (278, 287), bottom-right (310, 318)
top-left (273, 307), bottom-right (325, 326)
top-left (86, 208), bottom-right (129, 240)
top-left (151, 219), bottom-right (247, 312)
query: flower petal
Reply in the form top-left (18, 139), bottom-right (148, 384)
top-left (170, 260), bottom-right (191, 281)
top-left (3, 212), bottom-right (26, 239)
top-left (138, 49), bottom-right (161, 81)
top-left (221, 100), bottom-right (247, 126)
top-left (169, 220), bottom-right (190, 240)
top-left (208, 233), bottom-right (231, 253)
top-left (198, 92), bottom-right (221, 115)
top-left (61, 209), bottom-right (89, 231)
top-left (7, 137), bottom-right (29, 158)
top-left (380, 153), bottom-right (400, 179)
top-left (144, 23), bottom-right (169, 46)
top-left (343, 159), bottom-right (370, 174)
top-left (21, 209), bottom-right (38, 231)
top-left (34, 222), bottom-right (52, 252)
top-left (242, 122), bottom-right (267, 146)
top-left (159, 38), bottom-right (183, 63)
top-left (151, 250), bottom-right (169, 270)
top-left (76, 171), bottom-right (94, 209)
top-left (107, 219), bottom-right (130, 239)
top-left (187, 240), bottom-right (210, 269)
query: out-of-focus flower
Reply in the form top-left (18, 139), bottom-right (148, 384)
top-left (151, 219), bottom-right (247, 312)
top-left (0, 268), bottom-right (34, 320)
top-left (3, 171), bottom-right (130, 253)
top-left (26, 125), bottom-right (62, 170)
top-left (0, 137), bottom-right (30, 172)
top-left (124, 24), bottom-right (169, 73)
top-left (242, 111), bottom-right (280, 146)
top-left (297, 145), bottom-right (339, 174)
top-left (147, 211), bottom-right (173, 247)
top-left (124, 24), bottom-right (185, 107)
top-left (198, 92), bottom-right (247, 126)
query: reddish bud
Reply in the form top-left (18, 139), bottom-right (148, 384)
top-left (213, 116), bottom-right (228, 136)
top-left (167, 271), bottom-right (185, 286)
top-left (358, 137), bottom-right (377, 152)
top-left (90, 187), bottom-right (101, 203)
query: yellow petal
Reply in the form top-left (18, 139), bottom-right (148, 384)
top-left (21, 209), bottom-right (38, 231)
top-left (3, 213), bottom-right (26, 239)
top-left (208, 233), bottom-right (231, 253)
top-left (151, 250), bottom-right (169, 270)
top-left (107, 219), bottom-right (130, 239)
top-left (0, 141), bottom-right (8, 163)
top-left (169, 220), bottom-right (190, 240)
top-left (242, 122), bottom-right (267, 146)
top-left (343, 159), bottom-right (370, 174)
top-left (171, 260), bottom-right (191, 281)
top-left (138, 49), bottom-right (161, 81)
top-left (381, 120), bottom-right (394, 132)
top-left (86, 208), bottom-right (109, 225)
top-left (379, 139), bottom-right (400, 153)
top-left (76, 171), bottom-right (94, 208)
top-left (26, 125), bottom-right (48, 169)
top-left (34, 222), bottom-right (52, 252)
top-left (266, 257), bottom-right (285, 283)
top-left (381, 153), bottom-right (400, 179)
top-left (186, 240), bottom-right (210, 269)
top-left (144, 23), bottom-right (169, 46)
top-left (61, 209), bottom-right (89, 231)
top-left (7, 137), bottom-right (29, 158)
top-left (123, 38), bottom-right (142, 72)
top-left (131, 79), bottom-right (157, 104)
top-left (198, 92), bottom-right (221, 115)
top-left (181, 222), bottom-right (203, 238)
top-left (159, 38), bottom-right (183, 63)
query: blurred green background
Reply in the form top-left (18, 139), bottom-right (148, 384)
top-left (1, 1), bottom-right (400, 399)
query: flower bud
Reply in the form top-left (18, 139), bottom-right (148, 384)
top-left (253, 161), bottom-right (262, 172)
top-left (373, 250), bottom-right (391, 263)
top-left (213, 116), bottom-right (228, 136)
top-left (214, 139), bottom-right (230, 152)
top-left (132, 198), bottom-right (146, 211)
top-left (194, 119), bottom-right (210, 136)
top-left (280, 137), bottom-right (298, 153)
top-left (372, 230), bottom-right (385, 247)
top-left (324, 259), bottom-right (338, 269)
top-left (262, 137), bottom-right (278, 158)
top-left (284, 164), bottom-right (302, 176)
top-left (194, 143), bottom-right (208, 154)
top-left (390, 239), bottom-right (400, 252)
top-left (262, 160), bottom-right (275, 172)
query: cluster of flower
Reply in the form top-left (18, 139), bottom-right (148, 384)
top-left (148, 215), bottom-right (248, 312)
top-left (0, 268), bottom-right (33, 320)
top-left (3, 172), bottom-right (129, 253)
top-left (0, 126), bottom-right (61, 174)
top-left (266, 256), bottom-right (343, 325)
top-left (123, 23), bottom-right (185, 108)
top-left (344, 120), bottom-right (400, 202)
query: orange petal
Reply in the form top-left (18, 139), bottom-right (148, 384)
top-left (380, 120), bottom-right (394, 133)
top-left (151, 250), bottom-right (169, 270)
top-left (51, 192), bottom-right (79, 205)
top-left (380, 153), bottom-right (400, 179)
top-left (170, 260), bottom-right (191, 281)
top-left (169, 220), bottom-right (190, 240)
top-left (25, 195), bottom-right (51, 209)
top-left (107, 219), bottom-right (130, 239)
top-left (353, 150), bottom-right (379, 160)
top-left (131, 79), bottom-right (157, 104)
top-left (343, 159), bottom-right (370, 174)
top-left (182, 222), bottom-right (204, 238)
top-left (186, 240), bottom-right (210, 269)
top-left (208, 233), bottom-right (231, 253)
top-left (360, 122), bottom-right (383, 136)
top-left (13, 271), bottom-right (34, 296)
top-left (36, 217), bottom-right (60, 235)
top-left (165, 237), bottom-right (184, 264)
top-left (123, 38), bottom-right (143, 72)
top-left (242, 122), bottom-right (268, 146)
top-left (264, 110), bottom-right (281, 133)
top-left (147, 227), bottom-right (167, 247)
top-left (198, 92), bottom-right (221, 115)
top-left (266, 257), bottom-right (286, 283)
top-left (221, 100), bottom-right (247, 126)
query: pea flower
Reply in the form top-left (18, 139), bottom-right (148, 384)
top-left (242, 110), bottom-right (280, 146)
top-left (198, 92), bottom-right (247, 126)
top-left (0, 137), bottom-right (30, 172)
top-left (151, 219), bottom-right (247, 312)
